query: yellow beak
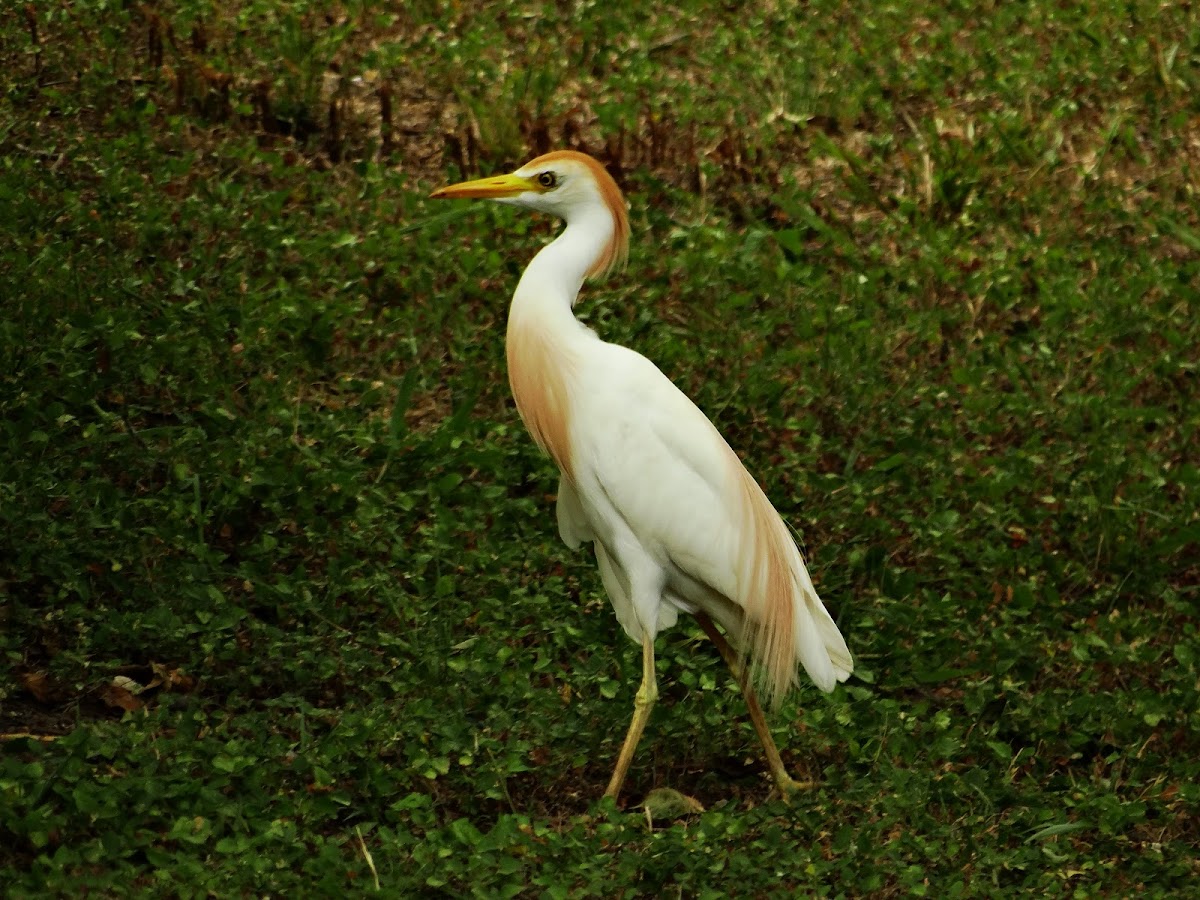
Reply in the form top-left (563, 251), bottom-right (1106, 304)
top-left (430, 172), bottom-right (533, 200)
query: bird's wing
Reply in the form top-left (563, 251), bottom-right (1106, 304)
top-left (574, 345), bottom-right (754, 600)
top-left (555, 474), bottom-right (592, 550)
top-left (572, 343), bottom-right (851, 698)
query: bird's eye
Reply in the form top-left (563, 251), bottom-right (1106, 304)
top-left (536, 171), bottom-right (557, 189)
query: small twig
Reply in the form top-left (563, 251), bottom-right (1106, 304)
top-left (1082, 109), bottom-right (1126, 180)
top-left (120, 409), bottom-right (149, 451)
top-left (1, 732), bottom-right (60, 742)
top-left (355, 826), bottom-right (381, 891)
top-left (24, 4), bottom-right (41, 79)
top-left (378, 83), bottom-right (394, 157)
top-left (899, 108), bottom-right (933, 209)
top-left (647, 31), bottom-right (690, 53)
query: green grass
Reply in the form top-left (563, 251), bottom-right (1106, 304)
top-left (2, 0), bottom-right (1198, 895)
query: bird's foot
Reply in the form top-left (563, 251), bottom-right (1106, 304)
top-left (773, 773), bottom-right (815, 801)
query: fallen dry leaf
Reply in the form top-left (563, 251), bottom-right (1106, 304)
top-left (151, 662), bottom-right (196, 693)
top-left (111, 675), bottom-right (145, 694)
top-left (100, 681), bottom-right (144, 712)
top-left (20, 671), bottom-right (56, 703)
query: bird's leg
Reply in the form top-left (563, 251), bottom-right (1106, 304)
top-left (694, 613), bottom-right (814, 798)
top-left (604, 633), bottom-right (658, 801)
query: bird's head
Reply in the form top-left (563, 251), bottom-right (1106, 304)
top-left (431, 150), bottom-right (629, 279)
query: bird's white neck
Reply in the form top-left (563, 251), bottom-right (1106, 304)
top-left (511, 206), bottom-right (614, 322)
top-left (504, 206), bottom-right (613, 478)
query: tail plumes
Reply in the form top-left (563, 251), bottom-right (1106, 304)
top-left (735, 466), bottom-right (853, 705)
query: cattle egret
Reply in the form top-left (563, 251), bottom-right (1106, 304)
top-left (431, 151), bottom-right (852, 801)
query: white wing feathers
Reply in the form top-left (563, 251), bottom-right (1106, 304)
top-left (555, 476), bottom-right (591, 549)
top-left (557, 341), bottom-right (852, 702)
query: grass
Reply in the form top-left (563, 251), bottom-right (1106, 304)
top-left (1, 0), bottom-right (1198, 895)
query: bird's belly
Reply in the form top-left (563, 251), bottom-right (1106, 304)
top-left (567, 462), bottom-right (744, 642)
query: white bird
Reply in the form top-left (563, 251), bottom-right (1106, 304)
top-left (431, 151), bottom-right (852, 801)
